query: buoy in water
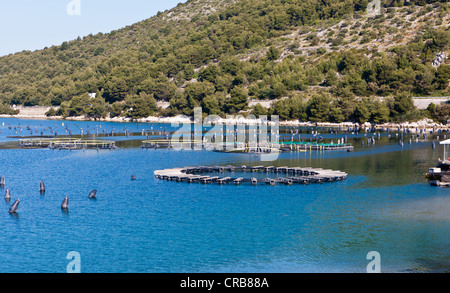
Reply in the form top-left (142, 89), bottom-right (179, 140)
top-left (61, 196), bottom-right (69, 210)
top-left (88, 189), bottom-right (97, 199)
top-left (9, 199), bottom-right (20, 214)
top-left (39, 180), bottom-right (45, 193)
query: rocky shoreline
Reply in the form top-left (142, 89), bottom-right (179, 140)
top-left (1, 106), bottom-right (449, 133)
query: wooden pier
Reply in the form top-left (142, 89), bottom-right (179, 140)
top-left (279, 141), bottom-right (354, 151)
top-left (142, 139), bottom-right (353, 152)
top-left (18, 138), bottom-right (116, 150)
top-left (154, 165), bottom-right (348, 185)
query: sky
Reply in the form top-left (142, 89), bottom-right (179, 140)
top-left (0, 0), bottom-right (187, 57)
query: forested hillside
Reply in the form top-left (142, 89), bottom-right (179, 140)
top-left (0, 0), bottom-right (449, 123)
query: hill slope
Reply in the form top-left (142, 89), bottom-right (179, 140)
top-left (0, 0), bottom-right (449, 123)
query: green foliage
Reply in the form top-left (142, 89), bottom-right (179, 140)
top-left (324, 70), bottom-right (338, 87)
top-left (266, 46), bottom-right (280, 61)
top-left (103, 77), bottom-right (128, 103)
top-left (0, 103), bottom-right (19, 115)
top-left (306, 94), bottom-right (332, 122)
top-left (426, 102), bottom-right (450, 124)
top-left (225, 86), bottom-right (248, 114)
top-left (252, 103), bottom-right (268, 116)
top-left (45, 107), bottom-right (57, 117)
top-left (270, 95), bottom-right (307, 121)
top-left (109, 102), bottom-right (125, 118)
top-left (370, 100), bottom-right (391, 124)
top-left (55, 93), bottom-right (108, 118)
top-left (185, 81), bottom-right (216, 105)
top-left (435, 64), bottom-right (450, 90)
top-left (0, 0), bottom-right (447, 122)
top-left (390, 93), bottom-right (415, 119)
top-left (124, 92), bottom-right (157, 118)
top-left (202, 93), bottom-right (224, 115)
top-left (267, 93), bottom-right (421, 124)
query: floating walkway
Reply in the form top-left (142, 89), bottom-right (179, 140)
top-left (279, 141), bottom-right (353, 151)
top-left (18, 138), bottom-right (116, 150)
top-left (142, 139), bottom-right (353, 152)
top-left (154, 165), bottom-right (348, 185)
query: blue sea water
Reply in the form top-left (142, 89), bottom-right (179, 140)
top-left (0, 118), bottom-right (448, 273)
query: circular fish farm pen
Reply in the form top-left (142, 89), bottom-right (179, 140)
top-left (18, 138), bottom-right (116, 150)
top-left (154, 165), bottom-right (348, 185)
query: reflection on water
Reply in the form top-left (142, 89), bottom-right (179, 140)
top-left (381, 196), bottom-right (450, 221)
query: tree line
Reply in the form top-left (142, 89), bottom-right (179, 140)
top-left (0, 0), bottom-right (448, 124)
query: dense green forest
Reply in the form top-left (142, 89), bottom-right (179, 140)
top-left (0, 0), bottom-right (449, 123)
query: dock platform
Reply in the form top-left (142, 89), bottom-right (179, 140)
top-left (154, 165), bottom-right (347, 186)
top-left (18, 138), bottom-right (116, 150)
top-left (142, 139), bottom-right (353, 152)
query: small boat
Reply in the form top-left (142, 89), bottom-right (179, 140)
top-left (426, 139), bottom-right (450, 186)
top-left (427, 160), bottom-right (450, 182)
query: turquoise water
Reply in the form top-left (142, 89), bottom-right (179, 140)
top-left (0, 118), bottom-right (448, 273)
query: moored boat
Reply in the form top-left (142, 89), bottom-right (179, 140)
top-left (426, 139), bottom-right (450, 186)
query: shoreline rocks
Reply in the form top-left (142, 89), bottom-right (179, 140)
top-left (0, 112), bottom-right (448, 133)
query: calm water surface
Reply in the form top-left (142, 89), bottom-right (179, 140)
top-left (0, 118), bottom-right (448, 273)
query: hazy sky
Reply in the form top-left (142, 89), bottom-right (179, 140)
top-left (0, 0), bottom-right (186, 57)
